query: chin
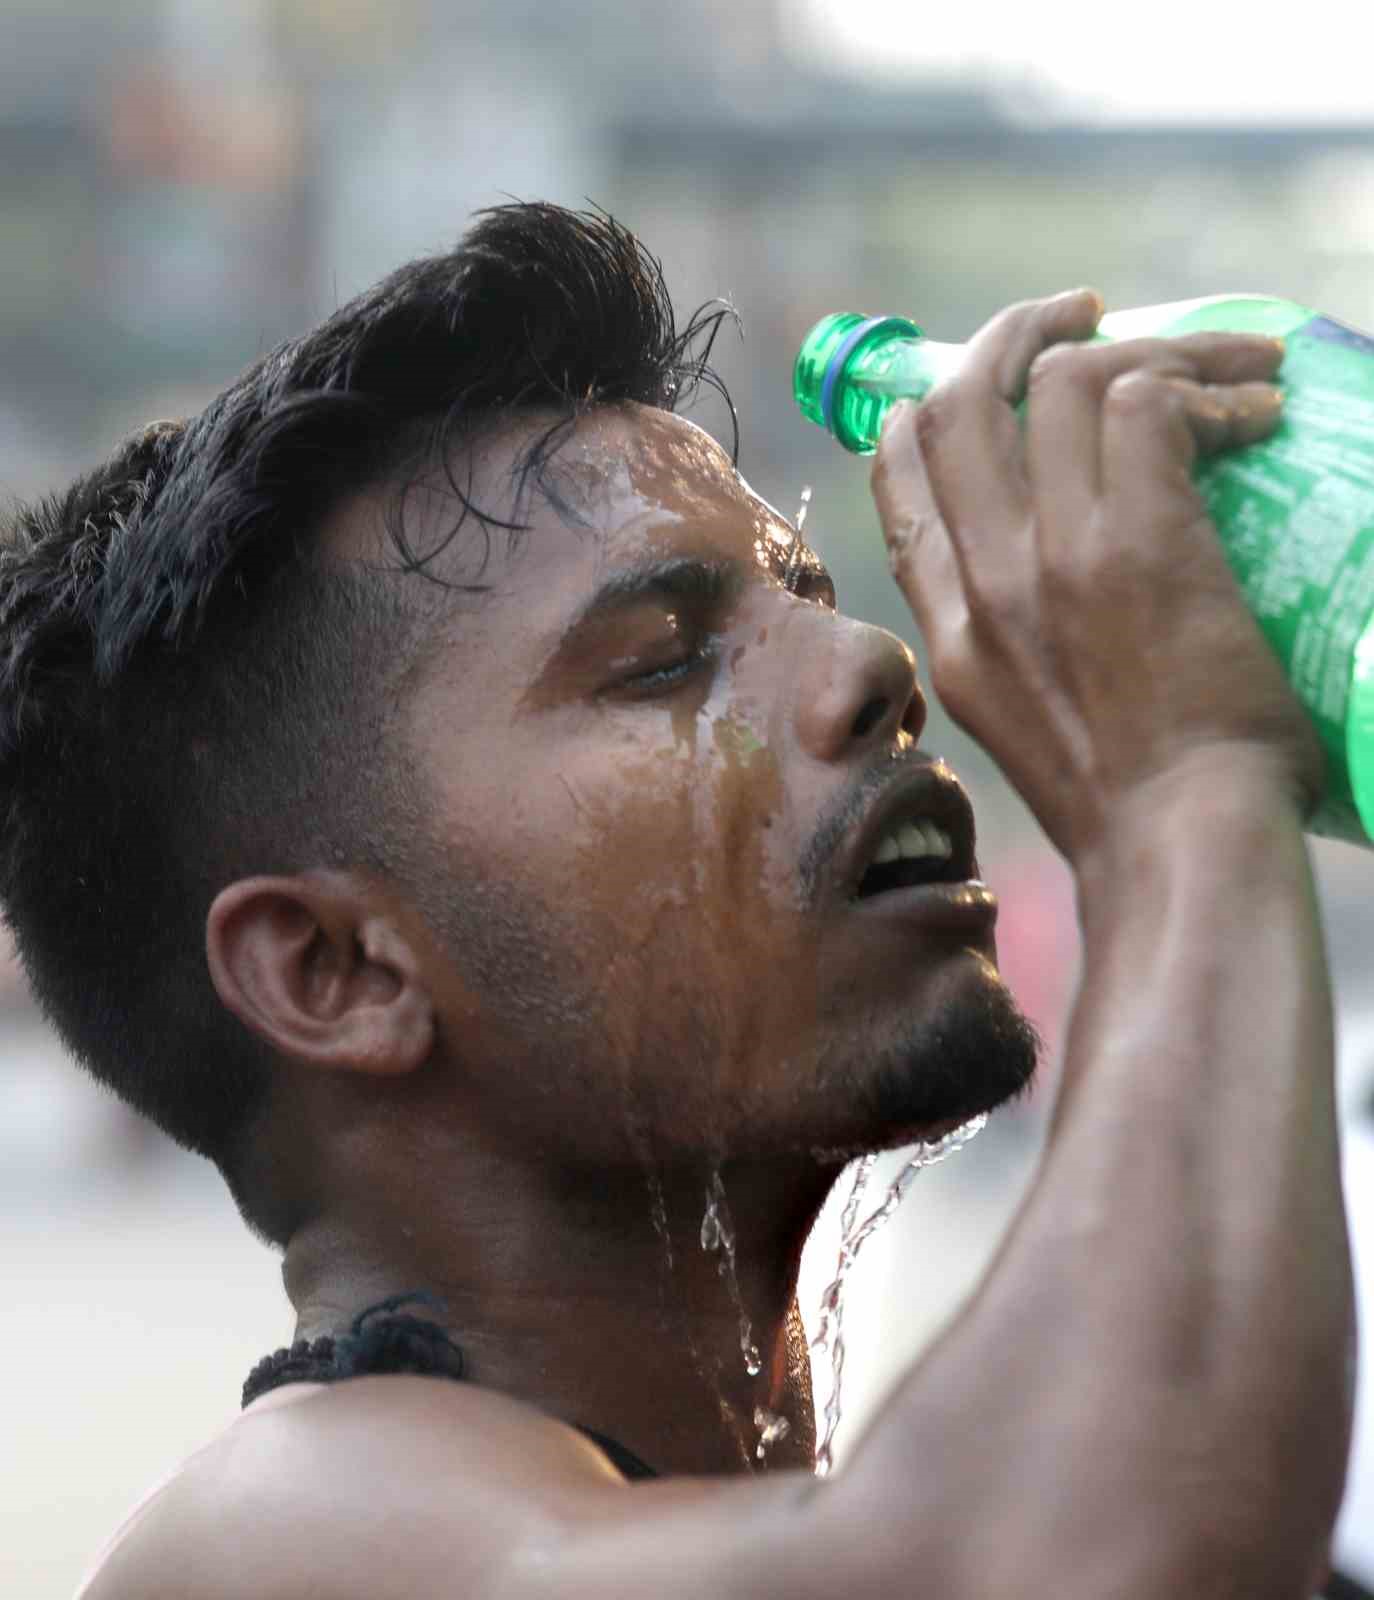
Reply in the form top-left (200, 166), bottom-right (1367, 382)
top-left (848, 977), bottom-right (1042, 1142)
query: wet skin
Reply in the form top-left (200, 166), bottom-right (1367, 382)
top-left (268, 402), bottom-right (1036, 1475)
top-left (108, 292), bottom-right (1348, 1600)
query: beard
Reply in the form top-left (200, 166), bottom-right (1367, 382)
top-left (815, 972), bottom-right (1042, 1155)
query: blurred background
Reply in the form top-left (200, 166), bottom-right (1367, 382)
top-left (4, 0), bottom-right (1374, 1592)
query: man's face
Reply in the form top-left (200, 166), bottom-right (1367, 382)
top-left (369, 404), bottom-right (1036, 1170)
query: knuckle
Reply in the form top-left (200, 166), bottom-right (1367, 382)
top-left (1026, 343), bottom-right (1090, 391)
top-left (962, 566), bottom-right (1021, 628)
top-left (883, 509), bottom-right (939, 572)
top-left (1103, 368), bottom-right (1170, 418)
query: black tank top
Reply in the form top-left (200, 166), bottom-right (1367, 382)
top-left (241, 1291), bottom-right (658, 1482)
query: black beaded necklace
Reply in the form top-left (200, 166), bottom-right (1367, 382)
top-left (242, 1290), bottom-right (658, 1482)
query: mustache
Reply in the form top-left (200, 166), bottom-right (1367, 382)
top-left (796, 746), bottom-right (934, 908)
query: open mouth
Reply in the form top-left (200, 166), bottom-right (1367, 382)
top-left (843, 762), bottom-right (980, 903)
top-left (856, 820), bottom-right (967, 899)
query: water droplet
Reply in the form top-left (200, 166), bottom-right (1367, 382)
top-left (753, 1405), bottom-right (791, 1460)
top-left (700, 1207), bottom-right (720, 1253)
top-left (795, 484), bottom-right (813, 536)
top-left (812, 1116), bottom-right (988, 1476)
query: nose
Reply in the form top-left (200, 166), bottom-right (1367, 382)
top-left (792, 614), bottom-right (927, 763)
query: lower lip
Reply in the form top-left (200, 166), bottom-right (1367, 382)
top-left (854, 878), bottom-right (998, 932)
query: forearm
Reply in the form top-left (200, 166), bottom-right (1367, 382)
top-left (841, 763), bottom-right (1354, 1595)
top-left (1038, 765), bottom-right (1349, 1575)
top-left (1054, 760), bottom-right (1347, 1412)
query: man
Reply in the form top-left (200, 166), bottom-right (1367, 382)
top-left (3, 203), bottom-right (1352, 1596)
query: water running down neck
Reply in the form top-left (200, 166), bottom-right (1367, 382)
top-left (700, 1167), bottom-right (801, 1462)
top-left (700, 1168), bottom-right (762, 1378)
top-left (811, 1115), bottom-right (989, 1478)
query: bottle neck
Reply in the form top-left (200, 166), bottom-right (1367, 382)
top-left (844, 337), bottom-right (966, 405)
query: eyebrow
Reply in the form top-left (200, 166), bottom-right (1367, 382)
top-left (556, 555), bottom-right (743, 647)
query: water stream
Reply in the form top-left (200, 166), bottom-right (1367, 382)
top-left (646, 1169), bottom-right (674, 1273)
top-left (795, 484), bottom-right (813, 535)
top-left (700, 1168), bottom-right (763, 1378)
top-left (811, 1115), bottom-right (989, 1478)
top-left (702, 1168), bottom-right (804, 1462)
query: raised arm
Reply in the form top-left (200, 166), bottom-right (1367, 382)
top-left (837, 292), bottom-right (1354, 1596)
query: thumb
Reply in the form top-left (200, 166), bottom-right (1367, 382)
top-left (870, 400), bottom-right (961, 652)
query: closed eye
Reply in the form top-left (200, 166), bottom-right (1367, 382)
top-left (616, 639), bottom-right (717, 697)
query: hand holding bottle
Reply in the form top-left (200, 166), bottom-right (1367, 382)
top-left (869, 289), bottom-right (1323, 864)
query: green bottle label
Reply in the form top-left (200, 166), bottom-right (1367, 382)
top-left (1193, 314), bottom-right (1374, 842)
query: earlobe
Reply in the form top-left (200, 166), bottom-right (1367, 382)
top-left (206, 874), bottom-right (435, 1077)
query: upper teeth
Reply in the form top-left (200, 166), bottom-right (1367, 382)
top-left (873, 820), bottom-right (952, 866)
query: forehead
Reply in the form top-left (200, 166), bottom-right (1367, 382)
top-left (330, 403), bottom-right (789, 576)
top-left (529, 404), bottom-right (780, 563)
top-left (378, 403), bottom-right (797, 598)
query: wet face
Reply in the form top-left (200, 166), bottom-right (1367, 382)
top-left (371, 405), bottom-right (1036, 1172)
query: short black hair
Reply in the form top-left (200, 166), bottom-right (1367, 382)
top-left (0, 202), bottom-right (737, 1245)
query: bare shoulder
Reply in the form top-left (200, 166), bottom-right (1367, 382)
top-left (76, 1378), bottom-right (770, 1600)
top-left (75, 1376), bottom-right (812, 1600)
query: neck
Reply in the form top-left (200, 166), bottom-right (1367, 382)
top-left (282, 1140), bottom-right (836, 1476)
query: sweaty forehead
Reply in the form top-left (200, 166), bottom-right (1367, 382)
top-left (325, 403), bottom-right (762, 572)
top-left (546, 405), bottom-right (754, 542)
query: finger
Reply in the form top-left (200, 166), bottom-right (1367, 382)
top-left (1154, 330), bottom-right (1287, 387)
top-left (1100, 371), bottom-right (1283, 512)
top-left (905, 289), bottom-right (1104, 551)
top-left (1025, 333), bottom-right (1286, 518)
top-left (870, 401), bottom-right (968, 654)
top-left (1170, 377), bottom-right (1285, 457)
top-left (961, 287), bottom-right (1107, 404)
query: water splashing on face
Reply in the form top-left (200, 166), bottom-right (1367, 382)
top-left (811, 1115), bottom-right (989, 1478)
top-left (701, 1168), bottom-right (762, 1378)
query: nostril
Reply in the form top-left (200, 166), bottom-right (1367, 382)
top-left (850, 696), bottom-right (890, 742)
top-left (900, 685), bottom-right (927, 740)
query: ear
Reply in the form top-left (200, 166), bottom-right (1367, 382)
top-left (206, 873), bottom-right (435, 1077)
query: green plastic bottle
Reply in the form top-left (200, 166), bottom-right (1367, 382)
top-left (794, 297), bottom-right (1374, 847)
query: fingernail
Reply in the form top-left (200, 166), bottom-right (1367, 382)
top-left (1059, 287), bottom-right (1104, 319)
